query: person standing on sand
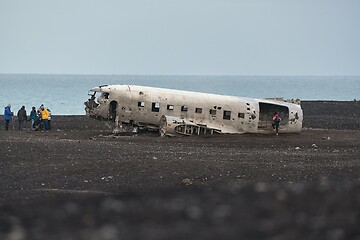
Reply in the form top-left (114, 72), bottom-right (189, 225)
top-left (37, 104), bottom-right (43, 116)
top-left (272, 112), bottom-right (281, 135)
top-left (40, 105), bottom-right (49, 131)
top-left (4, 104), bottom-right (13, 130)
top-left (37, 104), bottom-right (44, 130)
top-left (17, 106), bottom-right (27, 131)
top-left (30, 107), bottom-right (37, 130)
top-left (47, 108), bottom-right (52, 130)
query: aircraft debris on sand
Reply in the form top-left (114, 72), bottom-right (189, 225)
top-left (84, 85), bottom-right (303, 136)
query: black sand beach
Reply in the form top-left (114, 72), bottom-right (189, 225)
top-left (0, 101), bottom-right (360, 240)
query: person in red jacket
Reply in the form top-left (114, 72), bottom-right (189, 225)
top-left (272, 112), bottom-right (281, 135)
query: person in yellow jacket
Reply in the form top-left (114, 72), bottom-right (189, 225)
top-left (40, 105), bottom-right (49, 131)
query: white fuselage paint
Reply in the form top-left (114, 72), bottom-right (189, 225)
top-left (85, 85), bottom-right (303, 135)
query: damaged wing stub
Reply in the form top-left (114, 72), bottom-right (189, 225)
top-left (84, 84), bottom-right (303, 136)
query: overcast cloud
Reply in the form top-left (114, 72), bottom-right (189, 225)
top-left (0, 0), bottom-right (359, 75)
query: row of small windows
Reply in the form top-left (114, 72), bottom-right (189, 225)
top-left (138, 101), bottom-right (246, 120)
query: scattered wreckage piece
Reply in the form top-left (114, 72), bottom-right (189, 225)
top-left (159, 115), bottom-right (222, 136)
top-left (85, 85), bottom-right (303, 136)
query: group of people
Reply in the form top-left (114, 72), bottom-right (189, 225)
top-left (3, 104), bottom-right (52, 131)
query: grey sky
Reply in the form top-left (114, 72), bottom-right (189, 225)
top-left (0, 0), bottom-right (359, 75)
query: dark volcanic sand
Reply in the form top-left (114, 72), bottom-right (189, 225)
top-left (1, 101), bottom-right (360, 240)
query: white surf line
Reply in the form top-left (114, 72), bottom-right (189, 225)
top-left (35, 188), bottom-right (118, 195)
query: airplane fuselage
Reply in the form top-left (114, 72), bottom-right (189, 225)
top-left (84, 85), bottom-right (303, 136)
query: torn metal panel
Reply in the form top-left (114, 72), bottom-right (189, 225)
top-left (159, 115), bottom-right (221, 136)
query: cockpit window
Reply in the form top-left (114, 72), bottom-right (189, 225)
top-left (86, 91), bottom-right (101, 109)
top-left (103, 93), bottom-right (109, 99)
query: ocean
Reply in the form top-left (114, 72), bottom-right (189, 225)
top-left (0, 74), bottom-right (359, 115)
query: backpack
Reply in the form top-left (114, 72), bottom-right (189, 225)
top-left (274, 116), bottom-right (281, 124)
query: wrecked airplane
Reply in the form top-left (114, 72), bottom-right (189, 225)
top-left (84, 85), bottom-right (303, 136)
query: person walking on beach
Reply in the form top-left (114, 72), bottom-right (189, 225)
top-left (17, 106), bottom-right (27, 131)
top-left (29, 107), bottom-right (37, 130)
top-left (272, 112), bottom-right (281, 135)
top-left (4, 104), bottom-right (13, 130)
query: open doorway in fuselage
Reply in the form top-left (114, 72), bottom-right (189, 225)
top-left (109, 101), bottom-right (118, 122)
top-left (258, 102), bottom-right (289, 131)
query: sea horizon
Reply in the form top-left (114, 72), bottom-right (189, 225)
top-left (1, 74), bottom-right (359, 115)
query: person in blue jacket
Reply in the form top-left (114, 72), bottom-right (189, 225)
top-left (4, 104), bottom-right (13, 130)
top-left (29, 107), bottom-right (37, 130)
